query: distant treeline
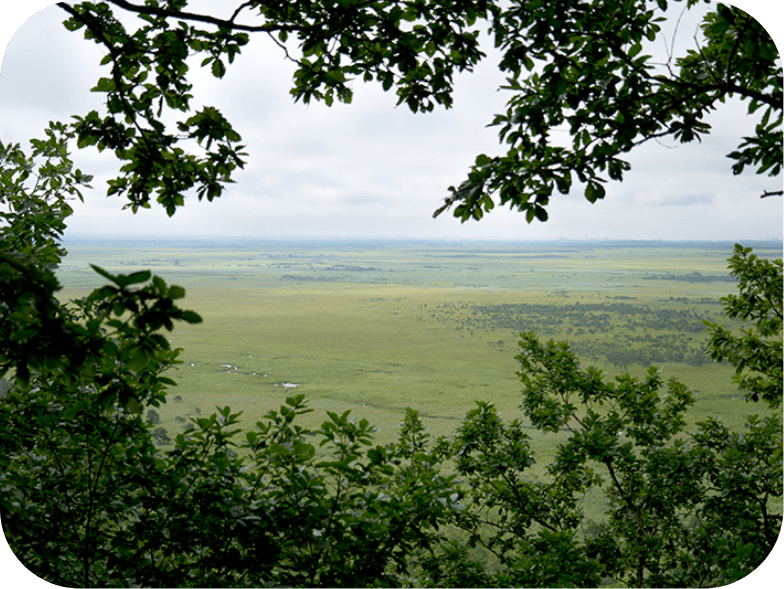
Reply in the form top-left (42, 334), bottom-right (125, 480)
top-left (423, 300), bottom-right (729, 368)
top-left (643, 271), bottom-right (737, 283)
top-left (569, 335), bottom-right (710, 368)
top-left (324, 265), bottom-right (381, 272)
top-left (660, 296), bottom-right (723, 304)
top-left (280, 275), bottom-right (339, 282)
top-left (456, 301), bottom-right (709, 333)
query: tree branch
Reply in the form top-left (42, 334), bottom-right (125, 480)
top-left (56, 2), bottom-right (148, 137)
top-left (101, 0), bottom-right (287, 34)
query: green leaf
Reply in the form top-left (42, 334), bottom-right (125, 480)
top-left (90, 264), bottom-right (121, 285)
top-left (178, 310), bottom-right (202, 324)
top-left (555, 171), bottom-right (572, 194)
top-left (585, 182), bottom-right (606, 203)
top-left (120, 270), bottom-right (152, 287)
top-left (211, 59), bottom-right (226, 78)
top-left (92, 77), bottom-right (116, 93)
top-left (475, 153), bottom-right (492, 167)
top-left (10, 328), bottom-right (37, 342)
top-left (168, 285), bottom-right (186, 299)
top-left (126, 397), bottom-right (143, 414)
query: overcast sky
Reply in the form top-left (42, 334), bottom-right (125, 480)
top-left (1, 0), bottom-right (782, 241)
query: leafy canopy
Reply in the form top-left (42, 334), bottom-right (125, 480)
top-left (49, 1), bottom-right (782, 224)
top-left (704, 244), bottom-right (783, 407)
top-left (55, 0), bottom-right (490, 215)
top-left (435, 0), bottom-right (782, 223)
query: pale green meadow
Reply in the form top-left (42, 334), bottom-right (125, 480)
top-left (57, 239), bottom-right (780, 463)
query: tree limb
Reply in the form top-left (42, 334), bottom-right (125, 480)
top-left (100, 0), bottom-right (287, 34)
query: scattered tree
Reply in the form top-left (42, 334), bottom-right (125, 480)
top-left (151, 425), bottom-right (171, 444)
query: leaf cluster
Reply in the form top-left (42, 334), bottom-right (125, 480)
top-left (55, 0), bottom-right (490, 216)
top-left (704, 243), bottom-right (783, 407)
top-left (58, 1), bottom-right (249, 216)
top-left (1, 125), bottom-right (91, 382)
top-left (435, 0), bottom-right (782, 223)
top-left (2, 386), bottom-right (467, 586)
top-left (46, 1), bottom-right (782, 222)
top-left (440, 308), bottom-right (780, 587)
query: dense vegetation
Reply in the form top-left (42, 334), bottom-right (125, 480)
top-left (422, 300), bottom-right (719, 367)
top-left (1, 0), bottom-right (782, 587)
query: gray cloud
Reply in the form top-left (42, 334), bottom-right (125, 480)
top-left (650, 194), bottom-right (716, 208)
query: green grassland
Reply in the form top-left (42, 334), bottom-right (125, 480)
top-left (54, 238), bottom-right (782, 526)
top-left (56, 239), bottom-right (781, 467)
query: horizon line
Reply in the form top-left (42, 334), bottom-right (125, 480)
top-left (62, 234), bottom-right (784, 244)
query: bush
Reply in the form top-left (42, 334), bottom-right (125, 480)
top-left (151, 426), bottom-right (171, 444)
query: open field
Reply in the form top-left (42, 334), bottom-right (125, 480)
top-left (55, 238), bottom-right (783, 523)
top-left (56, 238), bottom-right (782, 465)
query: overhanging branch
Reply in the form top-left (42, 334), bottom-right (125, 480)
top-left (58, 0), bottom-right (288, 34)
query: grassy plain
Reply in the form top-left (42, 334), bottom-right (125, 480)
top-left (46, 238), bottom-right (780, 569)
top-left (57, 238), bottom-right (781, 470)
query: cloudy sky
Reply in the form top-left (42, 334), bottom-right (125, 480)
top-left (1, 0), bottom-right (782, 241)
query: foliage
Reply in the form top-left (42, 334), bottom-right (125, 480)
top-left (2, 341), bottom-right (462, 585)
top-left (496, 246), bottom-right (779, 586)
top-left (434, 0), bottom-right (782, 222)
top-left (0, 123), bottom-right (90, 383)
top-left (704, 243), bottom-right (783, 407)
top-left (1, 129), bottom-right (202, 585)
top-left (54, 0), bottom-right (490, 215)
top-left (48, 1), bottom-right (782, 223)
